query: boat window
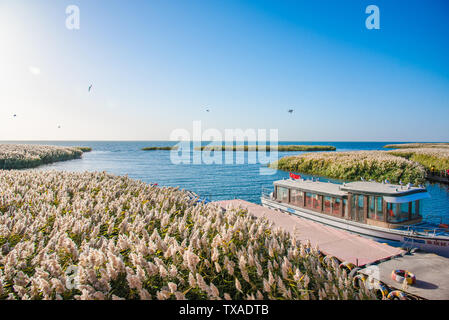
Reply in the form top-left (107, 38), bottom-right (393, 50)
top-left (368, 196), bottom-right (383, 221)
top-left (358, 195), bottom-right (364, 209)
top-left (376, 196), bottom-right (383, 221)
top-left (400, 202), bottom-right (410, 220)
top-left (290, 189), bottom-right (304, 206)
top-left (351, 194), bottom-right (365, 222)
top-left (277, 187), bottom-right (289, 203)
top-left (324, 196), bottom-right (332, 214)
top-left (333, 198), bottom-right (341, 215)
top-left (368, 195), bottom-right (375, 219)
top-left (411, 200), bottom-right (421, 220)
top-left (387, 203), bottom-right (408, 223)
top-left (305, 192), bottom-right (313, 208)
top-left (312, 194), bottom-right (322, 211)
top-left (357, 195), bottom-right (365, 222)
top-left (343, 199), bottom-right (348, 218)
top-left (350, 195), bottom-right (357, 220)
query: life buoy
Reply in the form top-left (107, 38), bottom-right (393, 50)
top-left (339, 261), bottom-right (356, 273)
top-left (352, 274), bottom-right (367, 289)
top-left (387, 290), bottom-right (408, 300)
top-left (391, 269), bottom-right (416, 285)
top-left (373, 282), bottom-right (389, 300)
top-left (323, 255), bottom-right (340, 268)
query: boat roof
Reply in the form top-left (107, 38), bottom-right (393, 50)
top-left (339, 181), bottom-right (427, 196)
top-left (274, 179), bottom-right (427, 197)
top-left (274, 179), bottom-right (347, 197)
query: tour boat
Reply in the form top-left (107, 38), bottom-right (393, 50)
top-left (261, 178), bottom-right (449, 257)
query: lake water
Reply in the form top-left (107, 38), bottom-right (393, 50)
top-left (5, 141), bottom-right (449, 221)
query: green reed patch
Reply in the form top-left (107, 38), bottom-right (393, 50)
top-left (271, 150), bottom-right (426, 185)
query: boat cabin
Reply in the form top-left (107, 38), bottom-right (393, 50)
top-left (271, 179), bottom-right (430, 228)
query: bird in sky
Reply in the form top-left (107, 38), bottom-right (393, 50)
top-left (288, 109), bottom-right (294, 114)
top-left (88, 84), bottom-right (93, 92)
top-left (13, 114), bottom-right (16, 118)
top-left (206, 108), bottom-right (210, 112)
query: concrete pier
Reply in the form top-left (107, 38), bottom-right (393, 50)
top-left (213, 199), bottom-right (405, 266)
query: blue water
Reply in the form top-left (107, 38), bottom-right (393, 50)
top-left (3, 141), bottom-right (449, 220)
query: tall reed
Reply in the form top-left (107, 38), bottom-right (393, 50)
top-left (0, 170), bottom-right (376, 300)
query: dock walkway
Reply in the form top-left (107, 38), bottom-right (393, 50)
top-left (213, 199), bottom-right (404, 266)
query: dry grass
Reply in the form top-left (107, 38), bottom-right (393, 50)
top-left (0, 170), bottom-right (375, 300)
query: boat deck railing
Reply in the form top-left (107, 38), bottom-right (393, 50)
top-left (400, 223), bottom-right (449, 238)
top-left (261, 187), bottom-right (273, 200)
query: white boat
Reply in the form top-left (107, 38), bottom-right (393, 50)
top-left (261, 178), bottom-right (449, 257)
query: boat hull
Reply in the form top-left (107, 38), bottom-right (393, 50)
top-left (261, 197), bottom-right (449, 258)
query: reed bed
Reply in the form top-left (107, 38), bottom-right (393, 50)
top-left (75, 147), bottom-right (92, 152)
top-left (194, 145), bottom-right (336, 152)
top-left (387, 148), bottom-right (449, 171)
top-left (271, 151), bottom-right (426, 184)
top-left (383, 143), bottom-right (449, 149)
top-left (142, 147), bottom-right (178, 151)
top-left (0, 145), bottom-right (88, 170)
top-left (0, 170), bottom-right (375, 300)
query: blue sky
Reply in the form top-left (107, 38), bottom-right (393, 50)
top-left (0, 0), bottom-right (448, 141)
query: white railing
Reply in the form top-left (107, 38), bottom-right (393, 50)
top-left (405, 225), bottom-right (449, 237)
top-left (261, 187), bottom-right (273, 200)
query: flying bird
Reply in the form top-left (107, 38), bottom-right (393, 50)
top-left (88, 84), bottom-right (93, 92)
top-left (206, 108), bottom-right (210, 112)
top-left (288, 109), bottom-right (294, 114)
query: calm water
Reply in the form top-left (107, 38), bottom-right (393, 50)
top-left (4, 141), bottom-right (449, 220)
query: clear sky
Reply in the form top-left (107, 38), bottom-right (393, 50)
top-left (0, 0), bottom-right (448, 141)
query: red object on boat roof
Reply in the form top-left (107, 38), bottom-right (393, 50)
top-left (289, 172), bottom-right (301, 180)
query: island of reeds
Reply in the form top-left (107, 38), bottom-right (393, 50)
top-left (382, 143), bottom-right (449, 171)
top-left (194, 145), bottom-right (336, 152)
top-left (0, 170), bottom-right (376, 300)
top-left (142, 146), bottom-right (178, 151)
top-left (383, 142), bottom-right (449, 149)
top-left (271, 150), bottom-right (426, 185)
top-left (0, 144), bottom-right (91, 170)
